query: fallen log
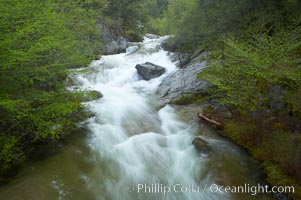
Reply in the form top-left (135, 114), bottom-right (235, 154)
top-left (198, 112), bottom-right (223, 128)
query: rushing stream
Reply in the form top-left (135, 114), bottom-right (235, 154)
top-left (0, 36), bottom-right (273, 200)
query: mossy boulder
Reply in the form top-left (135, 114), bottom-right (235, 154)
top-left (74, 90), bottom-right (103, 102)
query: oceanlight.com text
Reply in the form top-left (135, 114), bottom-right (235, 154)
top-left (129, 183), bottom-right (294, 196)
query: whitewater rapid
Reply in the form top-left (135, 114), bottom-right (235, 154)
top-left (73, 36), bottom-right (231, 200)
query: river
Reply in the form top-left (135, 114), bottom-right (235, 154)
top-left (0, 36), bottom-right (273, 200)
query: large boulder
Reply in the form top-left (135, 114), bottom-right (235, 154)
top-left (156, 57), bottom-right (211, 103)
top-left (169, 52), bottom-right (191, 65)
top-left (103, 40), bottom-right (118, 55)
top-left (135, 62), bottom-right (166, 81)
top-left (103, 37), bottom-right (128, 55)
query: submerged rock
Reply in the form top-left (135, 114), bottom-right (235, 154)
top-left (135, 62), bottom-right (166, 81)
top-left (126, 45), bottom-right (139, 54)
top-left (156, 58), bottom-right (211, 103)
top-left (192, 137), bottom-right (212, 153)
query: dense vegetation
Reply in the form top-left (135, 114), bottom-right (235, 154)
top-left (102, 0), bottom-right (168, 41)
top-left (0, 0), bottom-right (107, 180)
top-left (151, 0), bottom-right (301, 198)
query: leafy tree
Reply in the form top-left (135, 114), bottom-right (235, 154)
top-left (197, 2), bottom-right (301, 196)
top-left (103, 0), bottom-right (151, 40)
top-left (199, 8), bottom-right (301, 113)
top-left (0, 0), bottom-right (107, 178)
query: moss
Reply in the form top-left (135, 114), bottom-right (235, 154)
top-left (224, 121), bottom-right (242, 142)
top-left (262, 161), bottom-right (295, 186)
top-left (203, 105), bottom-right (215, 113)
top-left (73, 90), bottom-right (103, 102)
top-left (70, 67), bottom-right (95, 75)
top-left (221, 117), bottom-right (301, 199)
top-left (172, 94), bottom-right (208, 105)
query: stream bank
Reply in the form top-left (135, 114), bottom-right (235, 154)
top-left (159, 38), bottom-right (296, 200)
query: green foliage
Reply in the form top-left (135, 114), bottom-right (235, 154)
top-left (163, 0), bottom-right (203, 50)
top-left (224, 121), bottom-right (242, 142)
top-left (223, 116), bottom-right (301, 193)
top-left (199, 19), bottom-right (301, 112)
top-left (0, 135), bottom-right (24, 171)
top-left (207, 20), bottom-right (301, 192)
top-left (172, 93), bottom-right (208, 105)
top-left (262, 161), bottom-right (295, 186)
top-left (153, 0), bottom-right (257, 51)
top-left (0, 0), bottom-right (107, 178)
top-left (102, 0), bottom-right (168, 41)
top-left (145, 17), bottom-right (168, 35)
top-left (73, 90), bottom-right (103, 102)
top-left (103, 0), bottom-right (152, 41)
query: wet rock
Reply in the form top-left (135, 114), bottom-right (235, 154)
top-left (103, 37), bottom-right (128, 55)
top-left (161, 42), bottom-right (178, 52)
top-left (145, 33), bottom-right (160, 39)
top-left (135, 62), bottom-right (166, 81)
top-left (192, 137), bottom-right (211, 153)
top-left (101, 24), bottom-right (114, 44)
top-left (156, 58), bottom-right (211, 103)
top-left (117, 37), bottom-right (127, 53)
top-left (126, 45), bottom-right (139, 54)
top-left (101, 23), bottom-right (128, 54)
top-left (103, 40), bottom-right (118, 55)
top-left (169, 52), bottom-right (191, 66)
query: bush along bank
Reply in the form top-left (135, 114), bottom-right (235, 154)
top-left (0, 0), bottom-right (107, 183)
top-left (195, 27), bottom-right (301, 198)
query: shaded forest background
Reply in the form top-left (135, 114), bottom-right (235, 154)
top-left (1, 0), bottom-right (300, 198)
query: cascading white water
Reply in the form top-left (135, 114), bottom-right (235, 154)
top-left (74, 36), bottom-right (231, 200)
